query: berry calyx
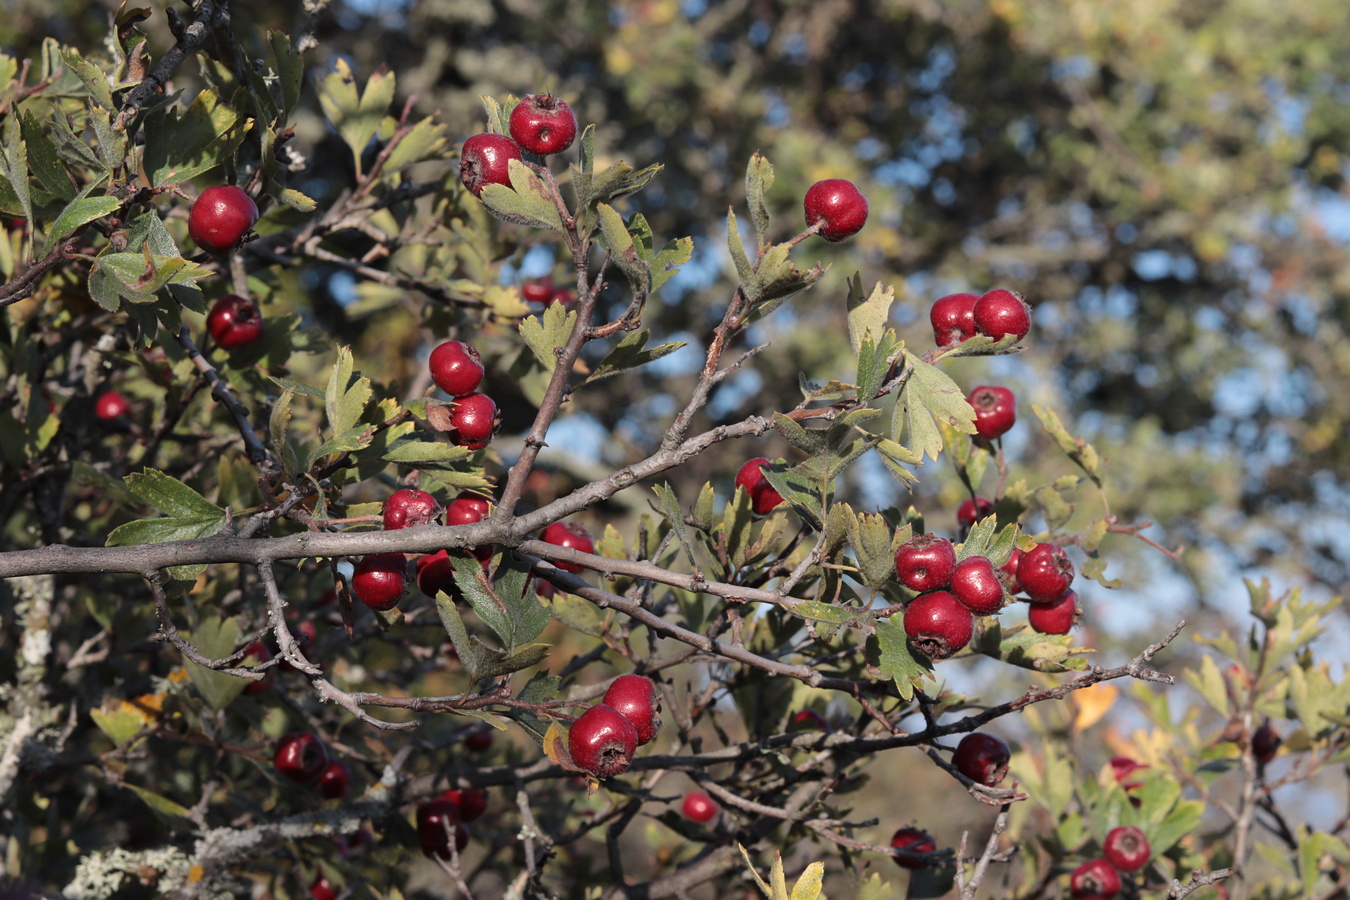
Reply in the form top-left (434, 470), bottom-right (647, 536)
top-left (1103, 825), bottom-right (1151, 873)
top-left (447, 392), bottom-right (498, 449)
top-left (539, 521), bottom-right (595, 573)
top-left (206, 295), bottom-right (264, 351)
top-left (890, 827), bottom-right (937, 869)
top-left (350, 553), bottom-right (408, 611)
top-left (1018, 542), bottom-right (1075, 603)
top-left (383, 488), bottom-right (441, 531)
top-left (734, 457), bottom-right (785, 516)
top-left (803, 178), bottom-right (869, 242)
top-left (241, 641), bottom-right (275, 695)
top-left (967, 385), bottom-right (1017, 441)
top-left (894, 533), bottom-right (957, 593)
top-left (1027, 588), bottom-right (1078, 635)
top-left (603, 673), bottom-right (662, 745)
top-left (931, 292), bottom-right (979, 347)
top-left (440, 788), bottom-right (487, 822)
top-left (973, 288), bottom-right (1032, 342)
top-left (417, 799), bottom-right (469, 859)
top-left (274, 732), bottom-right (328, 784)
top-left (567, 704), bottom-right (639, 778)
top-left (460, 133), bottom-right (523, 197)
top-left (316, 760), bottom-right (350, 800)
top-left (1070, 858), bottom-right (1121, 899)
top-left (681, 791), bottom-right (717, 824)
top-left (429, 340), bottom-right (485, 398)
top-left (1252, 723), bottom-right (1281, 764)
top-left (952, 733), bottom-right (1011, 786)
top-left (950, 555), bottom-right (1006, 616)
top-left (189, 185), bottom-right (259, 254)
top-left (508, 93), bottom-right (579, 156)
top-left (94, 390), bottom-right (130, 420)
top-left (903, 591), bottom-right (974, 661)
top-left (309, 868), bottom-right (339, 900)
top-left (957, 496), bottom-right (995, 531)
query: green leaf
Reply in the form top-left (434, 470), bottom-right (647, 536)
top-left (972, 620), bottom-right (1087, 672)
top-left (325, 346), bottom-right (372, 437)
top-left (584, 329), bottom-right (687, 385)
top-left (382, 116), bottom-right (449, 175)
top-left (478, 159), bottom-right (565, 232)
top-left (745, 152), bottom-right (774, 252)
top-left (91, 706), bottom-right (144, 747)
top-left (19, 105), bottom-right (74, 203)
top-left (519, 301), bottom-right (577, 374)
top-left (509, 672), bottom-right (563, 745)
top-left (652, 482), bottom-right (699, 571)
top-left (182, 617), bottom-right (248, 710)
top-left (436, 594), bottom-right (494, 682)
top-left (317, 58), bottom-right (395, 177)
top-left (893, 351), bottom-right (976, 462)
top-left (875, 618), bottom-right (928, 700)
top-left (270, 388), bottom-right (297, 481)
top-left (743, 242), bottom-right (825, 312)
top-left (1032, 404), bottom-right (1103, 486)
top-left (124, 784), bottom-right (193, 821)
top-left (727, 208), bottom-right (753, 286)
top-left (452, 554), bottom-right (551, 653)
top-left (142, 87), bottom-right (248, 186)
top-left (123, 468), bottom-right (224, 518)
top-left (847, 511), bottom-right (897, 590)
top-left (381, 437), bottom-right (473, 470)
top-left (789, 861), bottom-right (824, 900)
top-left (40, 194), bottom-right (119, 257)
top-left (759, 461), bottom-right (827, 531)
top-left (1183, 655), bottom-right (1232, 719)
top-left (793, 600), bottom-right (869, 627)
top-left (856, 328), bottom-right (901, 404)
top-left (846, 275), bottom-right (895, 356)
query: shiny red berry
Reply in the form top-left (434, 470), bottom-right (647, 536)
top-left (509, 93), bottom-right (578, 156)
top-left (383, 488), bottom-right (441, 530)
top-left (316, 760), bottom-right (350, 800)
top-left (415, 550), bottom-right (458, 599)
top-left (1103, 825), bottom-right (1151, 873)
top-left (568, 704), bottom-right (639, 778)
top-left (950, 556), bottom-right (1006, 616)
top-left (350, 553), bottom-right (408, 611)
top-left (1018, 542), bottom-right (1075, 603)
top-left (447, 491), bottom-right (494, 562)
top-left (890, 826), bottom-right (937, 869)
top-left (460, 133), bottom-right (522, 197)
top-left (967, 385), bottom-right (1017, 441)
top-left (521, 276), bottom-right (554, 304)
top-left (189, 185), bottom-right (258, 254)
top-left (973, 289), bottom-right (1031, 342)
top-left (734, 457), bottom-right (784, 516)
top-left (94, 390), bottom-right (130, 420)
top-left (309, 868), bottom-right (339, 900)
top-left (539, 521), bottom-right (595, 573)
top-left (1027, 588), bottom-right (1078, 634)
top-left (904, 591), bottom-right (974, 661)
top-left (957, 496), bottom-right (995, 531)
top-left (274, 732), bottom-right (328, 784)
top-left (681, 791), bottom-right (717, 824)
top-left (804, 178), bottom-right (868, 242)
top-left (429, 340), bottom-right (485, 397)
top-left (417, 799), bottom-right (469, 859)
top-left (603, 674), bottom-right (662, 745)
top-left (894, 533), bottom-right (956, 593)
top-left (1070, 858), bottom-right (1121, 899)
top-left (206, 295), bottom-right (264, 351)
top-left (447, 392), bottom-right (498, 449)
top-left (930, 292), bottom-right (978, 347)
top-left (952, 733), bottom-right (1011, 786)
top-left (440, 788), bottom-right (487, 822)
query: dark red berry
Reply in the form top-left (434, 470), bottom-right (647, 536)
top-left (890, 827), bottom-right (937, 869)
top-left (950, 556), bottom-right (1006, 616)
top-left (350, 553), bottom-right (408, 611)
top-left (967, 385), bottom-right (1017, 441)
top-left (568, 704), bottom-right (639, 778)
top-left (1109, 756), bottom-right (1148, 792)
top-left (957, 496), bottom-right (995, 531)
top-left (274, 732), bottom-right (328, 784)
top-left (447, 392), bottom-right (498, 449)
top-left (417, 799), bottom-right (469, 859)
top-left (316, 760), bottom-right (350, 800)
top-left (952, 733), bottom-right (1011, 786)
top-left (734, 457), bottom-right (784, 516)
top-left (440, 788), bottom-right (487, 822)
top-left (894, 533), bottom-right (956, 593)
top-left (241, 642), bottom-right (275, 695)
top-left (415, 550), bottom-right (457, 599)
top-left (547, 287), bottom-right (576, 308)
top-left (997, 548), bottom-right (1023, 595)
top-left (539, 521), bottom-right (595, 573)
top-left (973, 289), bottom-right (1031, 342)
top-left (930, 292), bottom-right (978, 347)
top-left (508, 93), bottom-right (578, 156)
top-left (95, 390), bottom-right (130, 420)
top-left (803, 178), bottom-right (869, 242)
top-left (206, 295), bottom-right (264, 351)
top-left (429, 341), bottom-right (485, 397)
top-left (189, 185), bottom-right (259, 254)
top-left (1018, 543), bottom-right (1075, 603)
top-left (903, 591), bottom-right (974, 661)
top-left (1027, 588), bottom-right (1078, 635)
top-left (464, 730), bottom-right (493, 752)
top-left (1103, 825), bottom-right (1151, 873)
top-left (460, 133), bottom-right (523, 197)
top-left (447, 491), bottom-right (494, 562)
top-left (1252, 723), bottom-right (1281, 764)
top-left (790, 709), bottom-right (831, 732)
top-left (681, 791), bottom-right (717, 824)
top-left (383, 488), bottom-right (441, 530)
top-left (309, 868), bottom-right (339, 900)
top-left (521, 276), bottom-right (554, 304)
top-left (603, 674), bottom-right (662, 745)
top-left (1070, 858), bottom-right (1121, 899)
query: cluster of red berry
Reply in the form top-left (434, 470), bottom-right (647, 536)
top-left (459, 93), bottom-right (579, 196)
top-left (565, 674), bottom-right (661, 778)
top-left (273, 731), bottom-right (350, 800)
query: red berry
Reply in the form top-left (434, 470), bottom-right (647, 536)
top-left (930, 292), bottom-right (978, 347)
top-left (1252, 723), bottom-right (1281, 764)
top-left (521, 276), bottom-right (554, 304)
top-left (1018, 543), bottom-right (1075, 603)
top-left (894, 533), bottom-right (957, 593)
top-left (957, 496), bottom-right (995, 531)
top-left (1070, 858), bottom-right (1121, 899)
top-left (603, 674), bottom-right (662, 745)
top-left (415, 550), bottom-right (458, 599)
top-left (539, 521), bottom-right (595, 573)
top-left (1027, 588), bottom-right (1078, 635)
top-left (316, 760), bottom-right (350, 800)
top-left (1109, 756), bottom-right (1148, 792)
top-left (274, 732), bottom-right (328, 784)
top-left (309, 868), bottom-right (339, 900)
top-left (903, 591), bottom-right (974, 661)
top-left (447, 392), bottom-right (498, 449)
top-left (546, 287), bottom-right (576, 308)
top-left (568, 704), bottom-right (639, 778)
top-left (350, 553), bottom-right (408, 611)
top-left (94, 390), bottom-right (130, 420)
top-left (189, 185), bottom-right (259, 254)
top-left (447, 491), bottom-right (494, 562)
top-left (890, 826), bottom-right (937, 869)
top-left (950, 556), bottom-right (1006, 616)
top-left (952, 733), bottom-right (1011, 786)
top-left (967, 385), bottom-right (1017, 441)
top-left (429, 340), bottom-right (485, 397)
top-left (206, 294), bottom-right (264, 351)
top-left (508, 93), bottom-right (578, 156)
top-left (1103, 825), bottom-right (1151, 873)
top-left (997, 548), bottom-right (1023, 595)
top-left (241, 641), bottom-right (275, 695)
top-left (417, 799), bottom-right (469, 859)
top-left (973, 288), bottom-right (1031, 342)
top-left (803, 178), bottom-right (869, 242)
top-left (791, 709), bottom-right (831, 732)
top-left (464, 730), bottom-right (494, 752)
top-left (460, 133), bottom-right (523, 197)
top-left (681, 791), bottom-right (717, 824)
top-left (383, 488), bottom-right (441, 530)
top-left (734, 457), bottom-right (785, 516)
top-left (440, 788), bottom-right (487, 822)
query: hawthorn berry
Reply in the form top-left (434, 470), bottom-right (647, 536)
top-left (890, 826), bottom-right (937, 869)
top-left (417, 799), bottom-right (469, 859)
top-left (803, 178), bottom-right (869, 242)
top-left (383, 488), bottom-right (441, 530)
top-left (350, 553), bottom-right (408, 611)
top-left (241, 642), bottom-right (275, 695)
top-left (1027, 588), bottom-right (1078, 635)
top-left (547, 287), bottom-right (577, 308)
top-left (681, 791), bottom-right (718, 824)
top-left (460, 133), bottom-right (523, 197)
top-left (521, 276), bottom-right (554, 304)
top-left (1018, 542), bottom-right (1075, 603)
top-left (429, 340), bottom-right (485, 397)
top-left (274, 732), bottom-right (328, 784)
top-left (309, 868), bottom-right (339, 900)
top-left (1103, 825), bottom-right (1151, 872)
top-left (734, 457), bottom-right (784, 516)
top-left (94, 390), bottom-right (130, 421)
top-left (973, 288), bottom-right (1032, 342)
top-left (316, 760), bottom-right (350, 800)
top-left (998, 548), bottom-right (1023, 595)
top-left (953, 733), bottom-right (1011, 786)
top-left (539, 521), bottom-right (595, 573)
top-left (441, 788), bottom-right (487, 822)
top-left (790, 709), bottom-right (831, 732)
top-left (189, 185), bottom-right (259, 254)
top-left (1069, 858), bottom-right (1121, 899)
top-left (568, 704), bottom-right (639, 778)
top-left (931, 292), bottom-right (979, 347)
top-left (967, 385), bottom-right (1017, 441)
top-left (903, 591), bottom-right (974, 661)
top-left (1252, 723), bottom-right (1281, 764)
top-left (415, 550), bottom-right (457, 599)
top-left (509, 93), bottom-right (578, 156)
top-left (957, 496), bottom-right (995, 531)
top-left (894, 533), bottom-right (957, 593)
top-left (464, 730), bottom-right (494, 752)
top-left (447, 491), bottom-right (494, 561)
top-left (603, 674), bottom-right (662, 745)
top-left (1109, 756), bottom-right (1148, 794)
top-left (950, 556), bottom-right (1006, 616)
top-left (206, 295), bottom-right (264, 351)
top-left (447, 392), bottom-right (498, 449)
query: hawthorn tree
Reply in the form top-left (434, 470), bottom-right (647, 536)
top-left (1, 4), bottom-right (1348, 900)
